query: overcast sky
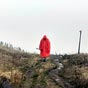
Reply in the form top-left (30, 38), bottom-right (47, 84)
top-left (0, 0), bottom-right (88, 54)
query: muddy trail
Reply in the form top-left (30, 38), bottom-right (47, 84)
top-left (21, 54), bottom-right (86, 88)
top-left (48, 68), bottom-right (74, 88)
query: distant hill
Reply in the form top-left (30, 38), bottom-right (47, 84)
top-left (0, 41), bottom-right (26, 53)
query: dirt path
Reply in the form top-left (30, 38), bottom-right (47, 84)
top-left (48, 68), bottom-right (74, 88)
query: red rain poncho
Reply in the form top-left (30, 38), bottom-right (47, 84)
top-left (39, 35), bottom-right (50, 58)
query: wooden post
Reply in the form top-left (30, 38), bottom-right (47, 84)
top-left (78, 30), bottom-right (82, 54)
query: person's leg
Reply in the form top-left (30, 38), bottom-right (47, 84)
top-left (43, 57), bottom-right (47, 62)
top-left (40, 57), bottom-right (47, 62)
top-left (40, 58), bottom-right (44, 62)
top-left (40, 57), bottom-right (43, 62)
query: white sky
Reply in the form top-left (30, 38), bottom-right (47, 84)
top-left (0, 0), bottom-right (88, 54)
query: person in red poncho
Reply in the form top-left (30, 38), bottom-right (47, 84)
top-left (39, 35), bottom-right (51, 62)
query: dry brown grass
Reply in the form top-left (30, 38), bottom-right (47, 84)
top-left (0, 69), bottom-right (23, 84)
